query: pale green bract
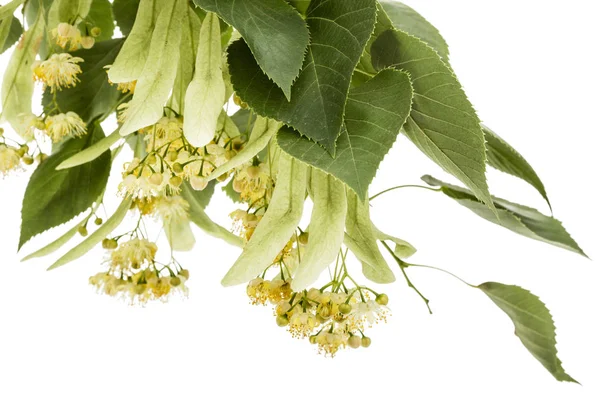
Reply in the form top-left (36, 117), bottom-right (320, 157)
top-left (222, 154), bottom-right (307, 286)
top-left (0, 0), bottom-right (25, 21)
top-left (21, 223), bottom-right (80, 262)
top-left (373, 225), bottom-right (417, 259)
top-left (183, 12), bottom-right (225, 148)
top-left (292, 169), bottom-right (347, 291)
top-left (165, 218), bottom-right (196, 252)
top-left (57, 129), bottom-right (121, 170)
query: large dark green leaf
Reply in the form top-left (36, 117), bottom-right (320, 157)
top-left (422, 175), bottom-right (586, 256)
top-left (278, 69), bottom-right (413, 199)
top-left (19, 123), bottom-right (112, 249)
top-left (112, 0), bottom-right (139, 36)
top-left (483, 125), bottom-right (551, 209)
top-left (372, 29), bottom-right (494, 210)
top-left (42, 38), bottom-right (125, 123)
top-left (193, 0), bottom-right (309, 99)
top-left (87, 0), bottom-right (115, 41)
top-left (479, 282), bottom-right (578, 383)
top-left (228, 0), bottom-right (377, 153)
top-left (0, 16), bottom-right (22, 54)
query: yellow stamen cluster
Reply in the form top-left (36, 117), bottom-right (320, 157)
top-left (44, 112), bottom-right (87, 142)
top-left (154, 195), bottom-right (189, 222)
top-left (52, 23), bottom-right (95, 50)
top-left (33, 53), bottom-right (84, 93)
top-left (246, 277), bottom-right (292, 306)
top-left (0, 144), bottom-right (21, 176)
top-left (116, 81), bottom-right (136, 94)
top-left (108, 238), bottom-right (157, 272)
top-left (230, 209), bottom-right (262, 242)
top-left (231, 163), bottom-right (274, 206)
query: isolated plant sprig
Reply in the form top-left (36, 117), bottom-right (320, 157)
top-left (0, 0), bottom-right (586, 382)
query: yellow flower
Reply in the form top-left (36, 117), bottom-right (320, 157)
top-left (108, 238), bottom-right (158, 272)
top-left (44, 112), bottom-right (87, 142)
top-left (33, 53), bottom-right (84, 92)
top-left (116, 81), bottom-right (136, 94)
top-left (314, 330), bottom-right (349, 357)
top-left (289, 312), bottom-right (318, 338)
top-left (0, 145), bottom-right (21, 175)
top-left (52, 23), bottom-right (82, 50)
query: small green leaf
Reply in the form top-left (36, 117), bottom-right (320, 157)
top-left (47, 197), bottom-right (132, 270)
top-left (42, 38), bottom-right (126, 124)
top-left (373, 225), bottom-right (417, 259)
top-left (57, 129), bottom-right (121, 169)
top-left (19, 123), bottom-right (112, 249)
top-left (277, 69), bottom-right (413, 199)
top-left (112, 0), bottom-right (139, 36)
top-left (293, 169), bottom-right (347, 291)
top-left (483, 124), bottom-right (551, 209)
top-left (21, 223), bottom-right (80, 262)
top-left (87, 0), bottom-right (115, 41)
top-left (344, 189), bottom-right (395, 284)
top-left (478, 282), bottom-right (578, 383)
top-left (119, 0), bottom-right (185, 135)
top-left (183, 12), bottom-right (224, 147)
top-left (228, 0), bottom-right (378, 153)
top-left (207, 116), bottom-right (282, 181)
top-left (422, 175), bottom-right (586, 256)
top-left (222, 154), bottom-right (307, 286)
top-left (164, 218), bottom-right (196, 252)
top-left (193, 0), bottom-right (309, 99)
top-left (372, 29), bottom-right (495, 211)
top-left (181, 182), bottom-right (243, 247)
top-left (0, 16), bottom-right (22, 54)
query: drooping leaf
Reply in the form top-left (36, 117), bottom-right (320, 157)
top-left (21, 223), bottom-right (80, 262)
top-left (372, 29), bottom-right (495, 211)
top-left (0, 16), bottom-right (22, 54)
top-left (87, 0), bottom-right (115, 41)
top-left (42, 38), bottom-right (126, 124)
top-left (344, 189), bottom-right (396, 284)
top-left (292, 169), bottom-right (347, 291)
top-left (373, 225), bottom-right (417, 259)
top-left (0, 0), bottom-right (25, 21)
top-left (222, 154), bottom-right (307, 286)
top-left (164, 218), bottom-right (196, 252)
top-left (47, 197), bottom-right (132, 270)
top-left (228, 0), bottom-right (378, 153)
top-left (112, 0), bottom-right (140, 36)
top-left (20, 123), bottom-right (112, 249)
top-left (181, 182), bottom-right (243, 247)
top-left (478, 282), bottom-right (578, 383)
top-left (57, 129), bottom-right (122, 169)
top-left (193, 0), bottom-right (309, 99)
top-left (483, 124), bottom-right (551, 209)
top-left (277, 69), bottom-right (413, 199)
top-left (107, 0), bottom-right (159, 83)
top-left (422, 175), bottom-right (586, 256)
top-left (207, 116), bottom-right (282, 181)
top-left (119, 0), bottom-right (185, 135)
top-left (183, 12), bottom-right (224, 147)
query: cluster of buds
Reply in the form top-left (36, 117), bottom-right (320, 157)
top-left (51, 22), bottom-right (97, 51)
top-left (0, 127), bottom-right (48, 176)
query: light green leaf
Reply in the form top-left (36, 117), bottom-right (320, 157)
top-left (119, 0), bottom-right (185, 135)
top-left (112, 0), bottom-right (140, 36)
top-left (21, 223), bottom-right (80, 262)
top-left (1, 8), bottom-right (44, 132)
top-left (181, 182), bottom-right (243, 248)
top-left (277, 69), bottom-right (413, 199)
top-left (483, 124), bottom-right (551, 209)
top-left (183, 12), bottom-right (224, 147)
top-left (478, 282), bottom-right (578, 383)
top-left (19, 123), bottom-right (112, 249)
top-left (165, 218), bottom-right (196, 252)
top-left (207, 116), bottom-right (281, 181)
top-left (57, 129), bottom-right (121, 170)
top-left (373, 225), bottom-right (417, 259)
top-left (422, 175), bottom-right (586, 256)
top-left (57, 0), bottom-right (93, 23)
top-left (47, 198), bottom-right (132, 270)
top-left (228, 0), bottom-right (378, 153)
top-left (107, 0), bottom-right (158, 83)
top-left (0, 16), bottom-right (22, 54)
top-left (87, 0), bottom-right (115, 41)
top-left (0, 0), bottom-right (25, 21)
top-left (292, 169), bottom-right (347, 291)
top-left (193, 0), bottom-right (309, 99)
top-left (344, 190), bottom-right (395, 284)
top-left (372, 29), bottom-right (495, 211)
top-left (229, 108), bottom-right (256, 136)
top-left (222, 154), bottom-right (307, 286)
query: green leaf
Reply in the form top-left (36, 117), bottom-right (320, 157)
top-left (164, 218), bottom-right (196, 252)
top-left (373, 225), bottom-right (417, 259)
top-left (56, 129), bottom-right (122, 169)
top-left (185, 180), bottom-right (216, 209)
top-left (193, 0), bottom-right (309, 99)
top-left (0, 0), bottom-right (25, 20)
top-left (207, 116), bottom-right (282, 181)
top-left (21, 223), bottom-right (80, 262)
top-left (1, 8), bottom-right (44, 132)
top-left (228, 0), bottom-right (378, 153)
top-left (483, 124), bottom-right (551, 209)
top-left (292, 169), bottom-right (347, 291)
top-left (112, 0), bottom-right (139, 36)
top-left (422, 175), bottom-right (586, 256)
top-left (229, 108), bottom-right (256, 136)
top-left (47, 197), bottom-right (132, 270)
top-left (19, 123), bottom-right (112, 249)
top-left (183, 12), bottom-right (224, 147)
top-left (181, 182), bottom-right (243, 247)
top-left (0, 16), bottom-right (22, 54)
top-left (278, 69), bottom-right (413, 199)
top-left (344, 189), bottom-right (395, 284)
top-left (55, 0), bottom-right (93, 23)
top-left (221, 154), bottom-right (307, 286)
top-left (286, 0), bottom-right (310, 15)
top-left (42, 38), bottom-right (125, 124)
top-left (372, 29), bottom-right (495, 211)
top-left (119, 0), bottom-right (186, 135)
top-left (87, 0), bottom-right (115, 41)
top-left (478, 282), bottom-right (578, 383)
top-left (107, 0), bottom-right (159, 83)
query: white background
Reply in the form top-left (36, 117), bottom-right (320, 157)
top-left (1, 1), bottom-right (599, 399)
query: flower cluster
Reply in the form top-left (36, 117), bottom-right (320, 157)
top-left (52, 22), bottom-right (96, 51)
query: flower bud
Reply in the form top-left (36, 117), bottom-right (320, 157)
top-left (169, 176), bottom-right (183, 187)
top-left (81, 36), bottom-right (95, 49)
top-left (170, 276), bottom-right (182, 287)
top-left (34, 119), bottom-right (46, 130)
top-left (361, 337), bottom-right (372, 348)
top-left (232, 178), bottom-right (244, 193)
top-left (90, 27), bottom-right (101, 37)
top-left (298, 232), bottom-right (309, 245)
top-left (217, 173), bottom-right (229, 182)
top-left (309, 335), bottom-right (318, 344)
top-left (339, 303), bottom-right (352, 315)
top-left (172, 163), bottom-right (183, 173)
top-left (167, 151), bottom-right (178, 162)
top-left (22, 156), bottom-right (34, 165)
top-left (348, 335), bottom-right (361, 349)
top-left (276, 315), bottom-right (289, 327)
top-left (179, 269), bottom-right (190, 279)
top-left (102, 238), bottom-right (118, 249)
top-left (376, 293), bottom-right (389, 306)
top-left (57, 23), bottom-right (71, 37)
top-left (246, 165), bottom-right (261, 179)
top-left (0, 127), bottom-right (4, 136)
top-left (78, 226), bottom-right (88, 237)
top-left (94, 217), bottom-right (103, 225)
top-left (225, 150), bottom-right (236, 160)
top-left (149, 172), bottom-right (163, 186)
top-left (146, 154), bottom-right (157, 164)
top-left (190, 175), bottom-right (208, 191)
